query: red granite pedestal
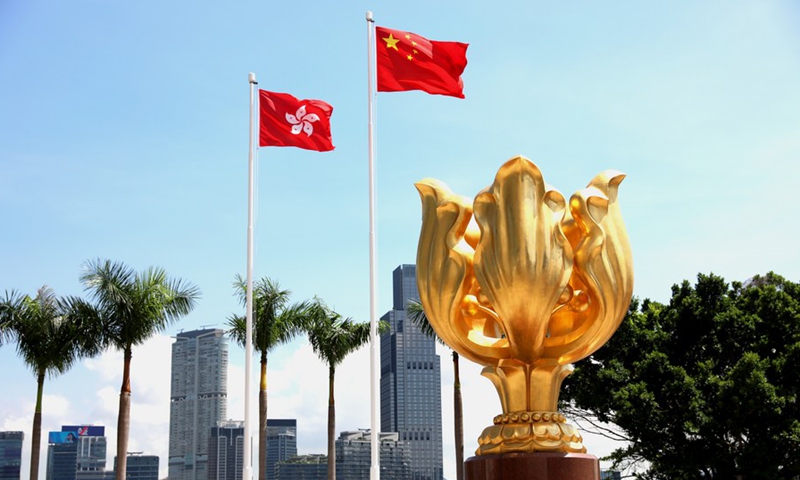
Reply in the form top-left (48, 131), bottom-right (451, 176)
top-left (465, 453), bottom-right (600, 480)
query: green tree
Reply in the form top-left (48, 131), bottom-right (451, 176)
top-left (562, 272), bottom-right (800, 480)
top-left (407, 299), bottom-right (464, 480)
top-left (0, 287), bottom-right (103, 480)
top-left (305, 299), bottom-right (382, 480)
top-left (80, 259), bottom-right (199, 480)
top-left (227, 275), bottom-right (311, 480)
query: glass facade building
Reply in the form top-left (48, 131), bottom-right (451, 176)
top-left (0, 432), bottom-right (23, 480)
top-left (335, 430), bottom-right (410, 480)
top-left (274, 455), bottom-right (326, 480)
top-left (380, 264), bottom-right (443, 480)
top-left (47, 442), bottom-right (78, 480)
top-left (266, 419), bottom-right (297, 480)
top-left (46, 425), bottom-right (108, 480)
top-left (114, 453), bottom-right (159, 480)
top-left (168, 329), bottom-right (228, 480)
top-left (208, 421), bottom-right (244, 480)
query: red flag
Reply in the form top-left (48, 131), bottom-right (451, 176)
top-left (376, 26), bottom-right (468, 98)
top-left (259, 90), bottom-right (334, 151)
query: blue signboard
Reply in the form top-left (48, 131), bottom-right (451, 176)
top-left (61, 425), bottom-right (104, 437)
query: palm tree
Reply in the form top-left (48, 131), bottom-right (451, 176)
top-left (227, 275), bottom-right (311, 480)
top-left (305, 299), bottom-right (384, 480)
top-left (0, 287), bottom-right (104, 480)
top-left (80, 259), bottom-right (199, 480)
top-left (407, 299), bottom-right (464, 480)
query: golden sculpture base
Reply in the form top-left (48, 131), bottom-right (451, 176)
top-left (465, 453), bottom-right (600, 480)
top-left (476, 411), bottom-right (586, 455)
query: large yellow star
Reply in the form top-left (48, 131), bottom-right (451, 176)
top-left (383, 33), bottom-right (399, 51)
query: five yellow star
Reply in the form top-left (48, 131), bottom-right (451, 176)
top-left (383, 34), bottom-right (399, 51)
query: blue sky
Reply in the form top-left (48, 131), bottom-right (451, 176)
top-left (1, 1), bottom-right (799, 478)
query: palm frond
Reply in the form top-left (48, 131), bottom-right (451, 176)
top-left (228, 275), bottom-right (310, 355)
top-left (226, 315), bottom-right (247, 348)
top-left (305, 298), bottom-right (377, 369)
top-left (0, 290), bottom-right (25, 345)
top-left (60, 295), bottom-right (106, 357)
top-left (81, 259), bottom-right (200, 350)
top-left (7, 287), bottom-right (101, 379)
top-left (80, 259), bottom-right (135, 305)
top-left (407, 299), bottom-right (445, 346)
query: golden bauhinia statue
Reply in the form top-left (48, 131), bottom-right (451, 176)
top-left (415, 156), bottom-right (633, 455)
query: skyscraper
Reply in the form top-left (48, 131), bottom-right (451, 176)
top-left (265, 419), bottom-right (297, 480)
top-left (168, 328), bottom-right (228, 480)
top-left (0, 432), bottom-right (23, 480)
top-left (208, 421), bottom-right (244, 480)
top-left (380, 264), bottom-right (444, 480)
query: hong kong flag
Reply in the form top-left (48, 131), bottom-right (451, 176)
top-left (259, 90), bottom-right (335, 152)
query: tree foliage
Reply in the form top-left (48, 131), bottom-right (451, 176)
top-left (562, 272), bottom-right (800, 479)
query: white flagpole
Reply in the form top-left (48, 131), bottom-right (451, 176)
top-left (366, 10), bottom-right (381, 480)
top-left (245, 71), bottom-right (257, 480)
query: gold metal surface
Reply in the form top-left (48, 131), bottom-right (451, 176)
top-left (415, 156), bottom-right (633, 455)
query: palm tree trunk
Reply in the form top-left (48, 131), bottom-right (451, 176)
top-left (327, 366), bottom-right (335, 480)
top-left (116, 346), bottom-right (132, 480)
top-left (453, 351), bottom-right (464, 480)
top-left (259, 354), bottom-right (268, 480)
top-left (29, 371), bottom-right (45, 480)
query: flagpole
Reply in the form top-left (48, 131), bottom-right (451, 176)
top-left (245, 71), bottom-right (257, 480)
top-left (366, 10), bottom-right (380, 480)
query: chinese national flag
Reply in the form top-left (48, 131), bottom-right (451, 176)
top-left (376, 26), bottom-right (468, 98)
top-left (259, 90), bottom-right (335, 152)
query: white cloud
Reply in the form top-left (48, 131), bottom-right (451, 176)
top-left (40, 394), bottom-right (72, 419)
top-left (84, 349), bottom-right (123, 382)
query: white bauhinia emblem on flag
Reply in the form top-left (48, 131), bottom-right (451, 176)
top-left (285, 105), bottom-right (320, 136)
